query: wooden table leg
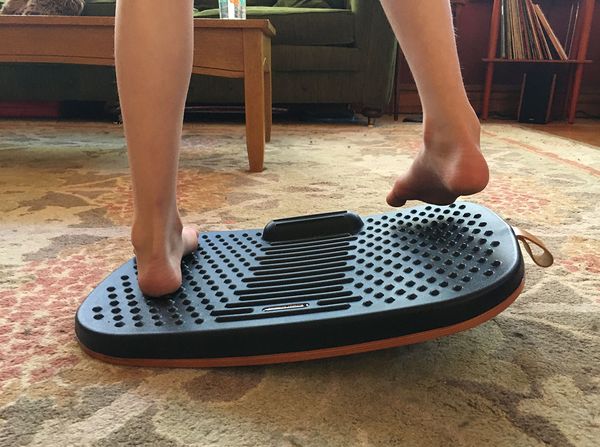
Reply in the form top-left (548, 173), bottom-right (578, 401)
top-left (243, 29), bottom-right (266, 172)
top-left (264, 38), bottom-right (272, 143)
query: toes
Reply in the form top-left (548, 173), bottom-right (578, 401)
top-left (386, 179), bottom-right (411, 207)
top-left (386, 190), bottom-right (407, 208)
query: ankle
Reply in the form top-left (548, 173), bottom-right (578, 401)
top-left (131, 215), bottom-right (183, 257)
top-left (423, 107), bottom-right (480, 151)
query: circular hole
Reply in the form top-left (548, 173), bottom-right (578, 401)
top-left (127, 301), bottom-right (138, 307)
top-left (93, 314), bottom-right (104, 320)
top-left (453, 285), bottom-right (463, 291)
top-left (132, 314), bottom-right (142, 321)
top-left (92, 306), bottom-right (102, 313)
top-left (363, 301), bottom-right (373, 307)
top-left (206, 305), bottom-right (214, 310)
top-left (113, 315), bottom-right (123, 321)
top-left (130, 307), bottom-right (141, 314)
top-left (154, 321), bottom-right (164, 327)
top-left (115, 321), bottom-right (125, 328)
top-left (152, 314), bottom-right (160, 320)
top-left (134, 322), bottom-right (144, 327)
top-left (385, 297), bottom-right (395, 304)
top-left (120, 275), bottom-right (129, 281)
top-left (195, 318), bottom-right (204, 324)
top-left (175, 320), bottom-right (183, 326)
top-left (111, 308), bottom-right (121, 314)
top-left (106, 287), bottom-right (115, 292)
top-left (191, 312), bottom-right (200, 318)
top-left (122, 281), bottom-right (131, 287)
top-left (109, 300), bottom-right (119, 307)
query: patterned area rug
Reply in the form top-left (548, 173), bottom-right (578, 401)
top-left (0, 119), bottom-right (598, 447)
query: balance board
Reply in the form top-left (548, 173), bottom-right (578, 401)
top-left (76, 202), bottom-right (552, 367)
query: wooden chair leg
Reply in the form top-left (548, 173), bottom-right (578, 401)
top-left (243, 30), bottom-right (265, 172)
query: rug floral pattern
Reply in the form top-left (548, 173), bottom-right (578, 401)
top-left (0, 119), bottom-right (598, 446)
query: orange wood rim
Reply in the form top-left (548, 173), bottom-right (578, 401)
top-left (79, 279), bottom-right (525, 368)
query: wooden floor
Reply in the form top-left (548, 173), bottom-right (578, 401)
top-left (519, 119), bottom-right (600, 148)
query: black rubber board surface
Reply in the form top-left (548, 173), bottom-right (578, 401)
top-left (76, 202), bottom-right (524, 360)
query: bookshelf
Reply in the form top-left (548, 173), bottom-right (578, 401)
top-left (481, 0), bottom-right (595, 123)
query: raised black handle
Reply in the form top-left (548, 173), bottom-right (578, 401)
top-left (262, 211), bottom-right (364, 242)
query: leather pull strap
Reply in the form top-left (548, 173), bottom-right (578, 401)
top-left (513, 227), bottom-right (554, 268)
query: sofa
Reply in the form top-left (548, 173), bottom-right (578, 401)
top-left (0, 0), bottom-right (397, 117)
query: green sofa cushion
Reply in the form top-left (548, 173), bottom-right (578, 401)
top-left (194, 0), bottom-right (346, 10)
top-left (82, 0), bottom-right (115, 16)
top-left (273, 0), bottom-right (331, 8)
top-left (273, 45), bottom-right (360, 72)
top-left (195, 7), bottom-right (354, 46)
top-left (194, 0), bottom-right (276, 10)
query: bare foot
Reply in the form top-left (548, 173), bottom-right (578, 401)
top-left (132, 223), bottom-right (199, 297)
top-left (387, 118), bottom-right (489, 207)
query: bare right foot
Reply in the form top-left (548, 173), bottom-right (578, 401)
top-left (387, 116), bottom-right (489, 207)
top-left (132, 222), bottom-right (198, 297)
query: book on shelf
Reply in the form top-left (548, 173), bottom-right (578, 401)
top-left (564, 0), bottom-right (581, 58)
top-left (497, 0), bottom-right (576, 61)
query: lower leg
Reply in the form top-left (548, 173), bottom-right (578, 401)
top-left (380, 0), bottom-right (489, 206)
top-left (115, 0), bottom-right (198, 296)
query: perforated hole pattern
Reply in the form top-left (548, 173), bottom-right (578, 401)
top-left (86, 203), bottom-right (513, 332)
